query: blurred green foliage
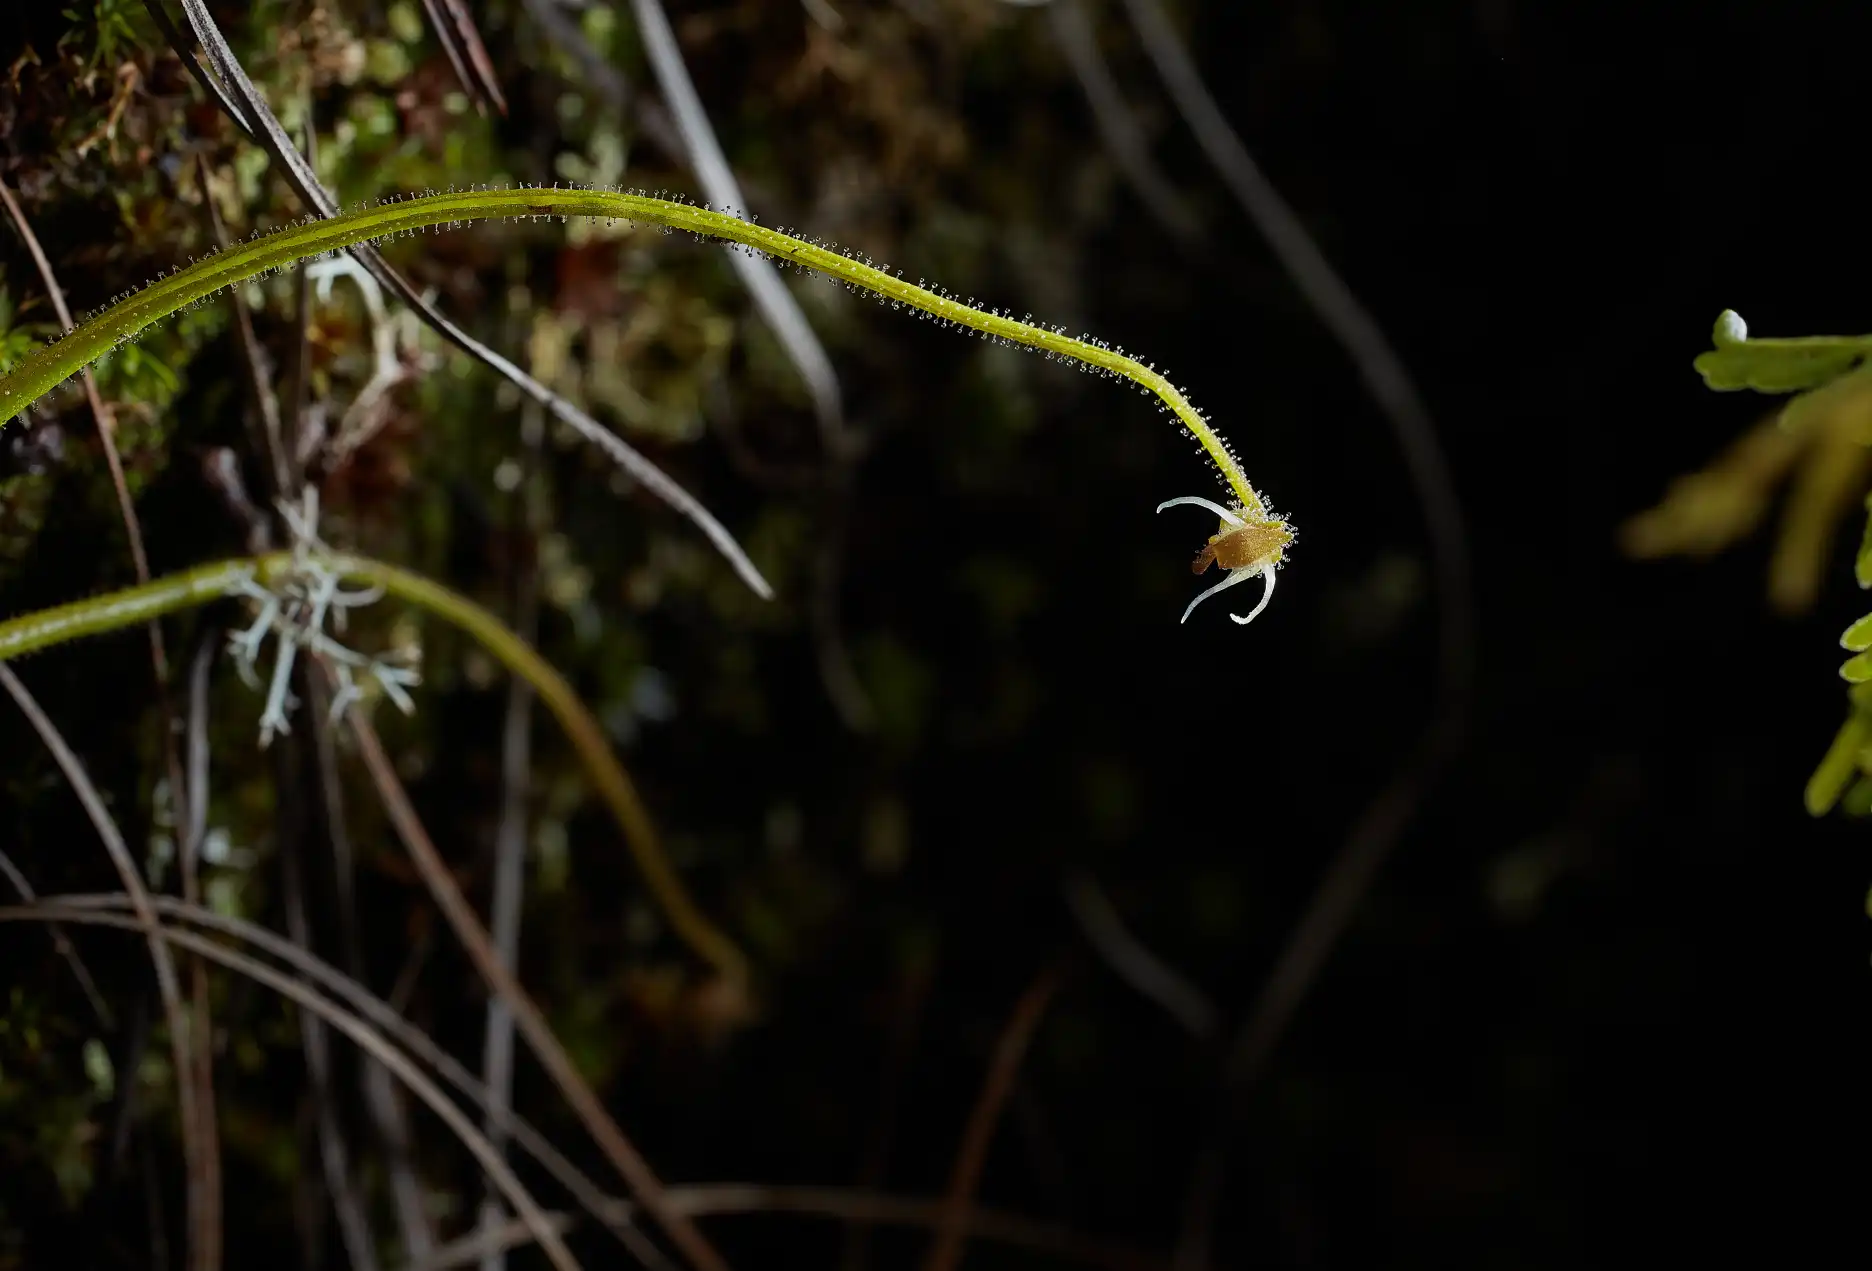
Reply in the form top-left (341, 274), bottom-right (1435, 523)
top-left (1637, 308), bottom-right (1872, 819)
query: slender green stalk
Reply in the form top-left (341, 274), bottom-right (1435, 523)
top-left (338, 552), bottom-right (748, 984)
top-left (0, 551), bottom-right (747, 983)
top-left (0, 561), bottom-right (252, 659)
top-left (0, 186), bottom-right (1268, 516)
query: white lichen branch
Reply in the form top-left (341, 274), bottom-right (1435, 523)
top-left (303, 255), bottom-right (427, 462)
top-left (224, 487), bottom-right (421, 746)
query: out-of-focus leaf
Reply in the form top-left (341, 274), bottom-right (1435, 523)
top-left (1841, 775), bottom-right (1872, 818)
top-left (1805, 706), bottom-right (1869, 815)
top-left (1630, 356), bottom-right (1872, 614)
top-left (1620, 413), bottom-right (1802, 559)
top-left (1841, 612), bottom-right (1872, 653)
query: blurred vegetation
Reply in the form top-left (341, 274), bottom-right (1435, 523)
top-left (1627, 310), bottom-right (1872, 821)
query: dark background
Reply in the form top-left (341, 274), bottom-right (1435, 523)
top-left (2, 1), bottom-right (1870, 1267)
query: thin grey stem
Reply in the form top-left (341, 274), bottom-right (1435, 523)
top-left (626, 0), bottom-right (852, 455)
top-left (1063, 873), bottom-right (1216, 1039)
top-left (416, 0), bottom-right (508, 116)
top-left (1045, 0), bottom-right (1204, 245)
top-left (278, 767), bottom-right (384, 1271)
top-left (477, 399), bottom-right (544, 1271)
top-left (141, 0), bottom-right (257, 137)
top-left (520, 0), bottom-right (634, 114)
top-left (305, 654), bottom-right (437, 1263)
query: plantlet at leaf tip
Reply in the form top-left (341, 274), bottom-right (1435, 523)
top-left (1156, 496), bottom-right (1294, 625)
top-left (0, 184), bottom-right (1296, 626)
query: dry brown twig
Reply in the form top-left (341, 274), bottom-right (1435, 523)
top-left (0, 665), bottom-right (217, 1271)
top-left (0, 180), bottom-right (157, 605)
top-left (342, 694), bottom-right (735, 1271)
top-left (417, 0), bottom-right (509, 116)
top-left (0, 902), bottom-right (582, 1271)
top-left (0, 178), bottom-right (221, 1265)
top-left (41, 889), bottom-right (676, 1265)
top-left (923, 964), bottom-right (1065, 1271)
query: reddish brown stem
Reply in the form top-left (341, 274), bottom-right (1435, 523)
top-left (923, 965), bottom-right (1064, 1271)
top-left (343, 695), bottom-right (734, 1271)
